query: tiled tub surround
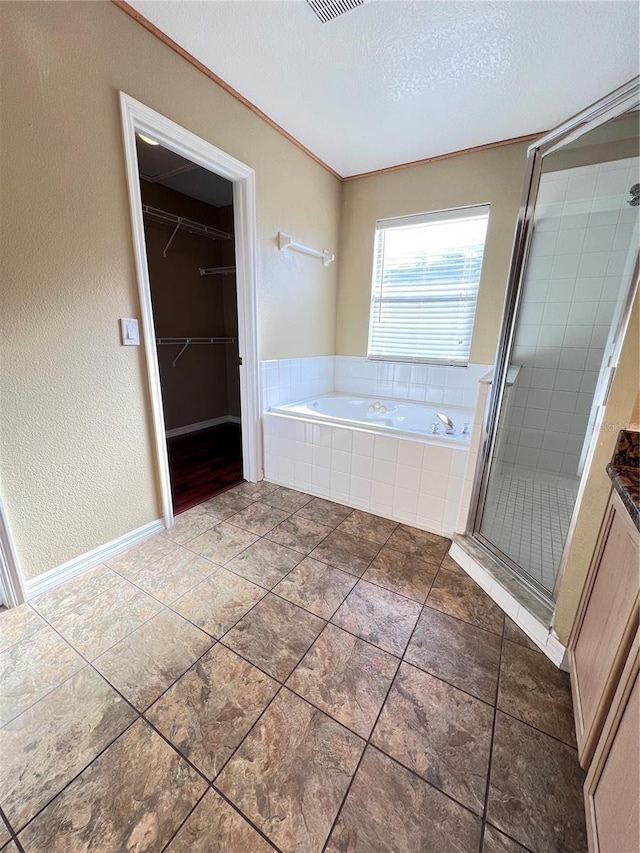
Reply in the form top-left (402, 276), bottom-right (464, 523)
top-left (260, 356), bottom-right (493, 411)
top-left (264, 415), bottom-right (471, 537)
top-left (261, 357), bottom-right (492, 537)
top-left (0, 485), bottom-right (587, 853)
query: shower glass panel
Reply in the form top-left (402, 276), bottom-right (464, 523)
top-left (477, 106), bottom-right (639, 599)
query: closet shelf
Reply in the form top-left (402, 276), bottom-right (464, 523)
top-left (142, 205), bottom-right (233, 257)
top-left (156, 336), bottom-right (238, 367)
top-left (199, 266), bottom-right (236, 277)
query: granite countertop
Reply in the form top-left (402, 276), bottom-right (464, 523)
top-left (606, 429), bottom-right (639, 532)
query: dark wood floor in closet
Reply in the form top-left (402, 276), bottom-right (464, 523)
top-left (167, 423), bottom-right (243, 515)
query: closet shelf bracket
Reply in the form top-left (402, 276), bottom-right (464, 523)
top-left (277, 231), bottom-right (335, 267)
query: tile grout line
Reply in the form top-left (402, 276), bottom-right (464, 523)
top-left (6, 486), bottom-right (547, 850)
top-left (0, 805), bottom-right (25, 853)
top-left (478, 614), bottom-right (506, 852)
top-left (320, 560), bottom-right (444, 851)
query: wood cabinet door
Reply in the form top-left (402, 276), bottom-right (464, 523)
top-left (584, 631), bottom-right (639, 853)
top-left (569, 491), bottom-right (639, 767)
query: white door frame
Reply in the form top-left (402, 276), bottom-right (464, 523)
top-left (119, 93), bottom-right (262, 530)
top-left (0, 495), bottom-right (27, 608)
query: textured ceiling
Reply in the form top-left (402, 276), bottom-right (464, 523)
top-left (128, 0), bottom-right (640, 177)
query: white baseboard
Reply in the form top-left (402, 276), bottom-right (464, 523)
top-left (25, 519), bottom-right (165, 600)
top-left (166, 415), bottom-right (241, 438)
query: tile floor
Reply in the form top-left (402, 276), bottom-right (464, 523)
top-left (0, 482), bottom-right (587, 852)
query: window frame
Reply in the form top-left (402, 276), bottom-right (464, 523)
top-left (366, 203), bottom-right (490, 366)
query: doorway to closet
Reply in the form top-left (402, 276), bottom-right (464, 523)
top-left (137, 137), bottom-right (243, 514)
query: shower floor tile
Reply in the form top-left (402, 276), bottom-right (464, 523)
top-left (0, 484), bottom-right (586, 853)
top-left (481, 465), bottom-right (579, 593)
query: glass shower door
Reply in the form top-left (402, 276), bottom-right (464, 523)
top-left (476, 111), bottom-right (639, 599)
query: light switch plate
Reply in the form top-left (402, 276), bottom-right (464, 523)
top-left (120, 318), bottom-right (140, 346)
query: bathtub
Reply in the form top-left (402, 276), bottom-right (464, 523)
top-left (263, 393), bottom-right (478, 538)
top-left (271, 393), bottom-right (473, 445)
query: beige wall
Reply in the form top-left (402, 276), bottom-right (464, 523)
top-left (0, 1), bottom-right (340, 581)
top-left (335, 141), bottom-right (531, 364)
top-left (553, 293), bottom-right (640, 645)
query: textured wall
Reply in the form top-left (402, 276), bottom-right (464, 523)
top-left (0, 1), bottom-right (340, 581)
top-left (335, 141), bottom-right (531, 364)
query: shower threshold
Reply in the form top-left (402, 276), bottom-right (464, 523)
top-left (448, 533), bottom-right (566, 668)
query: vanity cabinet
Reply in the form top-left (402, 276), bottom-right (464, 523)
top-left (568, 488), bottom-right (639, 768)
top-left (583, 631), bottom-right (639, 853)
top-left (568, 484), bottom-right (639, 853)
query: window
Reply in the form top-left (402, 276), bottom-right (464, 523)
top-left (367, 205), bottom-right (490, 365)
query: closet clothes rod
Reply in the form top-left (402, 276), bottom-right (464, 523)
top-left (156, 336), bottom-right (238, 367)
top-left (199, 266), bottom-right (236, 276)
top-left (142, 205), bottom-right (234, 257)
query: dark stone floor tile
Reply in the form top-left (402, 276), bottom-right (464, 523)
top-left (331, 581), bottom-right (421, 656)
top-left (483, 824), bottom-right (531, 852)
top-left (0, 624), bottom-right (84, 726)
top-left (498, 640), bottom-right (576, 746)
top-left (106, 534), bottom-right (178, 575)
top-left (223, 594), bottom-right (324, 681)
top-left (0, 667), bottom-right (136, 831)
top-left (372, 662), bottom-right (493, 814)
top-left (147, 644), bottom-right (278, 779)
top-left (266, 515), bottom-right (332, 555)
top-left (295, 497), bottom-right (352, 529)
top-left (201, 490), bottom-right (254, 518)
top-left (287, 623), bottom-right (398, 738)
top-left (326, 746), bottom-right (482, 853)
top-left (363, 546), bottom-right (438, 603)
top-left (227, 501), bottom-right (291, 536)
top-left (262, 485), bottom-right (313, 513)
top-left (186, 522), bottom-right (258, 565)
top-left (93, 610), bottom-right (213, 711)
top-left (337, 510), bottom-right (398, 545)
top-left (274, 557), bottom-right (356, 619)
top-left (229, 480), bottom-right (279, 502)
top-left (17, 720), bottom-right (206, 853)
top-left (405, 607), bottom-right (501, 703)
top-left (165, 789), bottom-right (274, 852)
top-left (163, 505), bottom-right (220, 545)
top-left (225, 538), bottom-right (302, 588)
top-left (504, 617), bottom-right (540, 652)
top-left (426, 557), bottom-right (504, 635)
top-left (30, 566), bottom-right (120, 622)
top-left (487, 712), bottom-right (586, 853)
top-left (47, 579), bottom-right (162, 660)
top-left (216, 689), bottom-right (363, 853)
top-left (170, 568), bottom-right (265, 637)
top-left (310, 530), bottom-right (381, 576)
top-left (116, 547), bottom-right (216, 605)
top-left (386, 524), bottom-right (450, 562)
top-left (0, 605), bottom-right (47, 654)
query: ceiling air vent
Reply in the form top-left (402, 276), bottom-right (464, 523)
top-left (306, 0), bottom-right (366, 23)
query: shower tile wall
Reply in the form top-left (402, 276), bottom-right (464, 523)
top-left (505, 157), bottom-right (639, 477)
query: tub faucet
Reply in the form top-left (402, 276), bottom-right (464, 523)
top-left (367, 401), bottom-right (387, 414)
top-left (436, 412), bottom-right (455, 434)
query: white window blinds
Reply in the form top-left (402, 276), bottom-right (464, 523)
top-left (367, 205), bottom-right (490, 365)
